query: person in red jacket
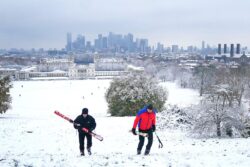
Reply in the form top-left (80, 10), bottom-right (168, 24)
top-left (132, 104), bottom-right (156, 155)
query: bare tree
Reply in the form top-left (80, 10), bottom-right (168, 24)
top-left (191, 85), bottom-right (245, 137)
top-left (193, 65), bottom-right (216, 96)
top-left (215, 66), bottom-right (249, 107)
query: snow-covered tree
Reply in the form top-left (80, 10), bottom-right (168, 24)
top-left (192, 65), bottom-right (216, 96)
top-left (157, 105), bottom-right (192, 130)
top-left (0, 76), bottom-right (12, 114)
top-left (105, 72), bottom-right (168, 116)
top-left (175, 68), bottom-right (193, 88)
top-left (225, 67), bottom-right (249, 106)
top-left (143, 59), bottom-right (159, 76)
top-left (191, 85), bottom-right (246, 137)
top-left (155, 64), bottom-right (179, 82)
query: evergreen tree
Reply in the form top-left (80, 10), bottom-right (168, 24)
top-left (0, 76), bottom-right (12, 114)
top-left (105, 72), bottom-right (168, 116)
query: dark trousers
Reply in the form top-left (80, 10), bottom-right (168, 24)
top-left (137, 130), bottom-right (153, 151)
top-left (79, 132), bottom-right (92, 152)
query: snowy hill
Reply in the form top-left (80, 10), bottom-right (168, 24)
top-left (1, 80), bottom-right (250, 167)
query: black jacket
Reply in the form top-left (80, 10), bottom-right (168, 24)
top-left (74, 115), bottom-right (96, 133)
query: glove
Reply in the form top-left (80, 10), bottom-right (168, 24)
top-left (69, 120), bottom-right (74, 123)
top-left (132, 128), bottom-right (137, 135)
top-left (152, 125), bottom-right (156, 132)
top-left (82, 128), bottom-right (89, 133)
top-left (74, 123), bottom-right (81, 129)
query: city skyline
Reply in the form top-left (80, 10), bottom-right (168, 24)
top-left (65, 32), bottom-right (246, 53)
top-left (0, 0), bottom-right (250, 49)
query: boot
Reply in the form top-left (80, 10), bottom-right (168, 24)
top-left (137, 149), bottom-right (141, 155)
top-left (80, 150), bottom-right (85, 156)
top-left (87, 147), bottom-right (92, 155)
top-left (144, 149), bottom-right (150, 155)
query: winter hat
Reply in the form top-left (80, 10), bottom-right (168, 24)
top-left (82, 108), bottom-right (88, 114)
top-left (147, 104), bottom-right (153, 110)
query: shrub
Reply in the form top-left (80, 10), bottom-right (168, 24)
top-left (105, 72), bottom-right (168, 116)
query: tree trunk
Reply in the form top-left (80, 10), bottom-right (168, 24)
top-left (237, 87), bottom-right (244, 106)
top-left (200, 80), bottom-right (204, 96)
top-left (216, 115), bottom-right (221, 137)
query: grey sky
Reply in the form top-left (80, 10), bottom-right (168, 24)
top-left (0, 0), bottom-right (250, 49)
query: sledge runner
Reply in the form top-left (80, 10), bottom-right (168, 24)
top-left (74, 108), bottom-right (96, 156)
top-left (132, 104), bottom-right (156, 155)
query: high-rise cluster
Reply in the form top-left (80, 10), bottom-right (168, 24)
top-left (65, 32), bottom-right (150, 53)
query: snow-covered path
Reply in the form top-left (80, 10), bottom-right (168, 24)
top-left (1, 80), bottom-right (250, 167)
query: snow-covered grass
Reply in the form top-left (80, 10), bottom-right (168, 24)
top-left (161, 82), bottom-right (201, 107)
top-left (1, 80), bottom-right (250, 167)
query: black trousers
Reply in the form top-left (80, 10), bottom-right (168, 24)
top-left (78, 132), bottom-right (92, 152)
top-left (137, 130), bottom-right (153, 151)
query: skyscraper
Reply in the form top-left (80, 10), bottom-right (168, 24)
top-left (157, 42), bottom-right (164, 53)
top-left (98, 34), bottom-right (103, 50)
top-left (66, 33), bottom-right (72, 51)
top-left (218, 44), bottom-right (221, 54)
top-left (86, 41), bottom-right (92, 51)
top-left (126, 33), bottom-right (134, 52)
top-left (108, 32), bottom-right (114, 48)
top-left (172, 45), bottom-right (179, 53)
top-left (139, 39), bottom-right (148, 53)
top-left (102, 37), bottom-right (108, 49)
top-left (202, 41), bottom-right (205, 51)
top-left (74, 34), bottom-right (85, 51)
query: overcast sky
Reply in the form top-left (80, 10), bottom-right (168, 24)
top-left (0, 0), bottom-right (250, 49)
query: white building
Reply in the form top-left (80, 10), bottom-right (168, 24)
top-left (1, 55), bottom-right (137, 80)
top-left (94, 55), bottom-right (126, 71)
top-left (69, 63), bottom-right (95, 79)
top-left (38, 57), bottom-right (74, 72)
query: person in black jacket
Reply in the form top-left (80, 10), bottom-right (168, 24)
top-left (74, 108), bottom-right (96, 156)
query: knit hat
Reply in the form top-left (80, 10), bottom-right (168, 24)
top-left (147, 104), bottom-right (153, 110)
top-left (82, 108), bottom-right (88, 114)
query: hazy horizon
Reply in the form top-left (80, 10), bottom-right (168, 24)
top-left (0, 0), bottom-right (250, 49)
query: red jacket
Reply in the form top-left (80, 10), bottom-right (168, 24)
top-left (133, 107), bottom-right (156, 130)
